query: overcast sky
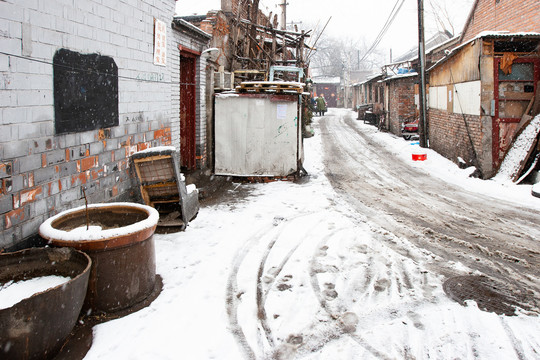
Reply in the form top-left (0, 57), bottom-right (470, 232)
top-left (175, 0), bottom-right (475, 61)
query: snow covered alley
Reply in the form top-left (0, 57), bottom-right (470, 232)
top-left (83, 109), bottom-right (540, 360)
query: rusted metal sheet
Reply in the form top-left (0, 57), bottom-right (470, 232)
top-left (81, 235), bottom-right (156, 314)
top-left (0, 247), bottom-right (91, 360)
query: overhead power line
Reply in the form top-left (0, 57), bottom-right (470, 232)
top-left (358, 0), bottom-right (406, 64)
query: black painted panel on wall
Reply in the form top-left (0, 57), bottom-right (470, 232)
top-left (53, 48), bottom-right (119, 135)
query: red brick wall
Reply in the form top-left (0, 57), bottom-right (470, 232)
top-left (428, 108), bottom-right (484, 167)
top-left (222, 0), bottom-right (272, 26)
top-left (461, 0), bottom-right (540, 44)
top-left (388, 77), bottom-right (417, 135)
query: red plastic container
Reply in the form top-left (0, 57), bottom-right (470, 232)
top-left (412, 153), bottom-right (427, 161)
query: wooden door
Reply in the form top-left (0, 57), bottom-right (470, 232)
top-left (180, 53), bottom-right (197, 169)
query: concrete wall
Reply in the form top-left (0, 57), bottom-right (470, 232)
top-left (0, 0), bottom-right (207, 250)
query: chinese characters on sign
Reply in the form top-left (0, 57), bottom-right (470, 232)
top-left (154, 19), bottom-right (166, 66)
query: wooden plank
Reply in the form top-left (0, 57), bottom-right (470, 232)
top-left (133, 161), bottom-right (151, 205)
top-left (513, 135), bottom-right (539, 182)
top-left (501, 92), bottom-right (534, 101)
top-left (237, 81), bottom-right (304, 94)
top-left (143, 181), bottom-right (177, 189)
top-left (133, 154), bottom-right (171, 163)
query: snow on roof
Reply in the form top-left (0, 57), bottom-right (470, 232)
top-left (382, 71), bottom-right (419, 82)
top-left (394, 31), bottom-right (457, 63)
top-left (313, 76), bottom-right (341, 84)
top-left (215, 91), bottom-right (240, 98)
top-left (39, 202), bottom-right (159, 242)
top-left (474, 30), bottom-right (540, 39)
top-left (428, 31), bottom-right (540, 72)
top-left (352, 73), bottom-right (383, 87)
top-left (172, 17), bottom-right (212, 39)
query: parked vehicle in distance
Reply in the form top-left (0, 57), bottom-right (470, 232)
top-left (402, 119), bottom-right (419, 140)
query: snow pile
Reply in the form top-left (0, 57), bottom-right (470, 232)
top-left (494, 114), bottom-right (540, 182)
top-left (0, 276), bottom-right (70, 310)
top-left (186, 184), bottom-right (198, 194)
top-left (533, 182), bottom-right (540, 197)
top-left (133, 145), bottom-right (176, 156)
top-left (354, 118), bottom-right (540, 208)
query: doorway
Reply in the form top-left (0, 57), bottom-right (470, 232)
top-left (180, 51), bottom-right (197, 169)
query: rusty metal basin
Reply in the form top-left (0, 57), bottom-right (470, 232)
top-left (39, 202), bottom-right (159, 314)
top-left (0, 247), bottom-right (91, 360)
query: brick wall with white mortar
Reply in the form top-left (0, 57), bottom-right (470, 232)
top-left (0, 0), bottom-right (208, 250)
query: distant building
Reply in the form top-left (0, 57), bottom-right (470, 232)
top-left (313, 77), bottom-right (341, 108)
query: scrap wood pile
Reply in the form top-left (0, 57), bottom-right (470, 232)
top-left (236, 81), bottom-right (304, 94)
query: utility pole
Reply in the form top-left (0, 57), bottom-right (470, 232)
top-left (417, 0), bottom-right (428, 148)
top-left (279, 0), bottom-right (287, 30)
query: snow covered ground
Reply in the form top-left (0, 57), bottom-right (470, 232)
top-left (66, 110), bottom-right (540, 358)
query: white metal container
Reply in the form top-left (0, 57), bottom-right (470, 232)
top-left (214, 92), bottom-right (302, 177)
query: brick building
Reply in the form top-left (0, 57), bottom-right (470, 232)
top-left (383, 73), bottom-right (419, 134)
top-left (0, 0), bottom-right (210, 250)
top-left (312, 77), bottom-right (341, 108)
top-left (460, 0), bottom-right (540, 44)
top-left (427, 0), bottom-right (540, 178)
top-left (361, 32), bottom-right (456, 135)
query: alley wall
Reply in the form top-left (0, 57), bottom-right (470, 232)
top-left (0, 0), bottom-right (187, 250)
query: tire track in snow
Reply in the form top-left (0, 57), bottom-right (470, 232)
top-left (500, 318), bottom-right (527, 360)
top-left (227, 211), bottom-right (322, 359)
top-left (226, 224), bottom-right (277, 360)
top-left (319, 114), bottom-right (540, 306)
top-left (256, 228), bottom-right (308, 350)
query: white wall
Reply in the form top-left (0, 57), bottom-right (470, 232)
top-left (429, 81), bottom-right (481, 116)
top-left (453, 81), bottom-right (481, 116)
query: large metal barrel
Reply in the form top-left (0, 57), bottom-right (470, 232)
top-left (39, 203), bottom-right (159, 314)
top-left (0, 247), bottom-right (91, 360)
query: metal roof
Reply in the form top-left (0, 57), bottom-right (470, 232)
top-left (428, 31), bottom-right (540, 72)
